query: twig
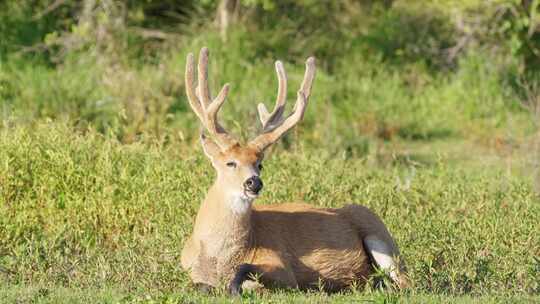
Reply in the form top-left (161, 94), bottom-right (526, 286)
top-left (0, 265), bottom-right (15, 275)
top-left (32, 0), bottom-right (67, 20)
top-left (15, 42), bottom-right (50, 54)
top-left (130, 27), bottom-right (179, 40)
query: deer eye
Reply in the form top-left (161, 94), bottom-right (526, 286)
top-left (226, 161), bottom-right (237, 168)
top-left (258, 163), bottom-right (263, 171)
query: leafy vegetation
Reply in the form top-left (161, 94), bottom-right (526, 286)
top-left (0, 0), bottom-right (539, 303)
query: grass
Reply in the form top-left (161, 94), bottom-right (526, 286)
top-left (1, 286), bottom-right (539, 304)
top-left (0, 120), bottom-right (538, 303)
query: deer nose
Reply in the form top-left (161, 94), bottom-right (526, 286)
top-left (244, 176), bottom-right (263, 194)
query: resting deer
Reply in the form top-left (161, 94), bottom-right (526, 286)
top-left (180, 47), bottom-right (409, 295)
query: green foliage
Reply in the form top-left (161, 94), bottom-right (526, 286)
top-left (0, 27), bottom-right (534, 151)
top-left (0, 2), bottom-right (55, 61)
top-left (355, 7), bottom-right (456, 70)
top-left (498, 0), bottom-right (540, 73)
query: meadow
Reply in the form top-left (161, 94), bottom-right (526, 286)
top-left (1, 1), bottom-right (539, 303)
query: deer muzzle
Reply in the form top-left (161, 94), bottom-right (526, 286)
top-left (244, 176), bottom-right (263, 195)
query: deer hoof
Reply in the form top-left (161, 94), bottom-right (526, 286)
top-left (193, 282), bottom-right (214, 294)
top-left (228, 281), bottom-right (242, 296)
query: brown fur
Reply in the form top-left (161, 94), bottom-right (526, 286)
top-left (181, 194), bottom-right (376, 291)
top-left (249, 203), bottom-right (373, 291)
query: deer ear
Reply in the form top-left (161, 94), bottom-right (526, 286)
top-left (200, 132), bottom-right (221, 160)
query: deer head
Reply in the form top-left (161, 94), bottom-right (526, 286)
top-left (185, 47), bottom-right (315, 207)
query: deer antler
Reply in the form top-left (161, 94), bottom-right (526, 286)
top-left (257, 61), bottom-right (287, 131)
top-left (250, 57), bottom-right (316, 151)
top-left (185, 47), bottom-right (238, 150)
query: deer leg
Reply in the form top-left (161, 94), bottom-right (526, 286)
top-left (180, 237), bottom-right (196, 271)
top-left (228, 262), bottom-right (297, 295)
top-left (228, 263), bottom-right (258, 295)
top-left (363, 235), bottom-right (409, 289)
top-left (193, 282), bottom-right (215, 294)
top-left (338, 204), bottom-right (409, 288)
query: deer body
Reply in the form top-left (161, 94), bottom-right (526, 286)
top-left (180, 48), bottom-right (408, 294)
top-left (182, 196), bottom-right (377, 291)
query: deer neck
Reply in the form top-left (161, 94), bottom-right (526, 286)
top-left (193, 179), bottom-right (254, 254)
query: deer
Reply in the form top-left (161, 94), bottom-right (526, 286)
top-left (180, 47), bottom-right (409, 295)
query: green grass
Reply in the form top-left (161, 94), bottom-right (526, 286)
top-left (1, 286), bottom-right (539, 304)
top-left (0, 121), bottom-right (538, 303)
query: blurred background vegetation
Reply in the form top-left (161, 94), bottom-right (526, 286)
top-left (0, 0), bottom-right (538, 150)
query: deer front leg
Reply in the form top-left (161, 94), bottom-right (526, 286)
top-left (192, 282), bottom-right (215, 294)
top-left (182, 240), bottom-right (220, 290)
top-left (228, 264), bottom-right (258, 295)
top-left (228, 260), bottom-right (297, 295)
top-left (180, 236), bottom-right (196, 271)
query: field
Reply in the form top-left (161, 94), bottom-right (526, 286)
top-left (1, 1), bottom-right (540, 303)
top-left (1, 123), bottom-right (539, 303)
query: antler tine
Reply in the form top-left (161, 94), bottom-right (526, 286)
top-left (207, 83), bottom-right (230, 134)
top-left (185, 53), bottom-right (205, 123)
top-left (299, 57), bottom-right (316, 101)
top-left (184, 47), bottom-right (238, 150)
top-left (257, 61), bottom-right (287, 131)
top-left (250, 57), bottom-right (316, 152)
top-left (197, 47), bottom-right (211, 108)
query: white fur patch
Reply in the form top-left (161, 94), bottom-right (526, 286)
top-left (363, 237), bottom-right (400, 282)
top-left (242, 279), bottom-right (264, 291)
top-left (229, 193), bottom-right (253, 214)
